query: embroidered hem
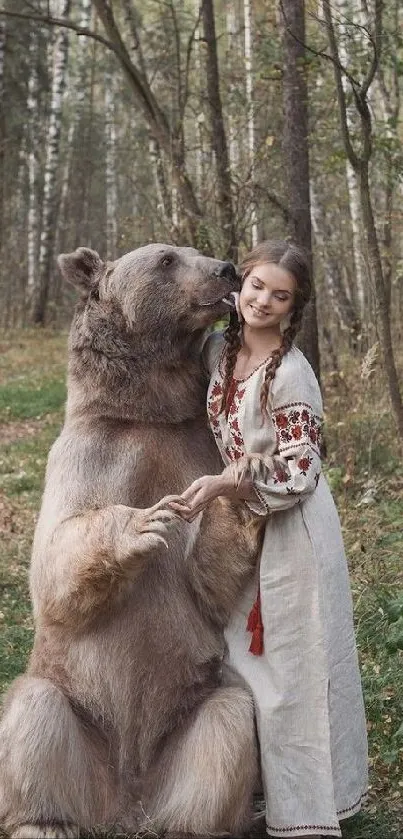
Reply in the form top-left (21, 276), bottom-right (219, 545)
top-left (265, 791), bottom-right (367, 838)
top-left (266, 826), bottom-right (341, 838)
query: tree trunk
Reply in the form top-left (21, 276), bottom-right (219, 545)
top-left (31, 0), bottom-right (71, 325)
top-left (333, 0), bottom-right (367, 319)
top-left (149, 136), bottom-right (173, 232)
top-left (280, 0), bottom-right (321, 380)
top-left (92, 0), bottom-right (206, 249)
top-left (105, 71), bottom-right (118, 259)
top-left (359, 162), bottom-right (403, 437)
top-left (0, 19), bottom-right (5, 263)
top-left (202, 0), bottom-right (237, 260)
top-left (244, 0), bottom-right (258, 246)
top-left (225, 5), bottom-right (239, 175)
top-left (26, 28), bottom-right (40, 316)
top-left (322, 0), bottom-right (403, 438)
top-left (310, 182), bottom-right (361, 344)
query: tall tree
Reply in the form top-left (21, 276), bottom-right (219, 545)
top-left (280, 0), bottom-right (320, 379)
top-left (0, 18), bottom-right (5, 264)
top-left (323, 0), bottom-right (403, 437)
top-left (310, 180), bottom-right (361, 342)
top-left (104, 67), bottom-right (118, 259)
top-left (244, 0), bottom-right (258, 246)
top-left (26, 27), bottom-right (40, 313)
top-left (333, 0), bottom-right (367, 321)
top-left (202, 0), bottom-right (237, 260)
top-left (31, 0), bottom-right (71, 324)
top-left (92, 0), bottom-right (205, 247)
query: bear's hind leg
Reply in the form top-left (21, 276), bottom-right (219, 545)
top-left (0, 675), bottom-right (114, 838)
top-left (146, 686), bottom-right (258, 837)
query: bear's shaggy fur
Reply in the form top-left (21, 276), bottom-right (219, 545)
top-left (0, 244), bottom-right (260, 839)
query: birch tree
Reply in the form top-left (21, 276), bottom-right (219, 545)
top-left (331, 0), bottom-right (367, 320)
top-left (310, 181), bottom-right (361, 342)
top-left (244, 0), bottom-right (257, 246)
top-left (26, 28), bottom-right (40, 311)
top-left (91, 0), bottom-right (205, 248)
top-left (323, 0), bottom-right (403, 437)
top-left (105, 69), bottom-right (118, 259)
top-left (31, 0), bottom-right (71, 324)
top-left (0, 18), bottom-right (5, 263)
top-left (280, 0), bottom-right (320, 379)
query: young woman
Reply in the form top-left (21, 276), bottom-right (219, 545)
top-left (175, 241), bottom-right (368, 838)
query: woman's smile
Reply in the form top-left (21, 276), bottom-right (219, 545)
top-left (249, 304), bottom-right (271, 317)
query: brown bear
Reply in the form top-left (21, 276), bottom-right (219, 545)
top-left (0, 245), bottom-right (260, 839)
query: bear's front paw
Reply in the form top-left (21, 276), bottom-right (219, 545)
top-left (117, 497), bottom-right (185, 560)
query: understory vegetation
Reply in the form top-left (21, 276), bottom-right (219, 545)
top-left (0, 330), bottom-right (402, 839)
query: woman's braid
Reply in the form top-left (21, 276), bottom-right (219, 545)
top-left (259, 307), bottom-right (304, 419)
top-left (220, 310), bottom-right (242, 414)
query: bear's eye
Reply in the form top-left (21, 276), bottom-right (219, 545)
top-left (160, 254), bottom-right (174, 267)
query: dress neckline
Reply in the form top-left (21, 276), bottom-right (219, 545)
top-left (219, 347), bottom-right (272, 383)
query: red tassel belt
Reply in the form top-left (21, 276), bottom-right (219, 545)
top-left (246, 584), bottom-right (264, 655)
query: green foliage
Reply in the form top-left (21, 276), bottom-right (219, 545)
top-left (0, 378), bottom-right (66, 422)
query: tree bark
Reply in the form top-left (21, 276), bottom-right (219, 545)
top-left (359, 162), bottom-right (403, 437)
top-left (0, 19), bottom-right (5, 263)
top-left (244, 0), bottom-right (257, 246)
top-left (310, 182), bottom-right (361, 344)
top-left (31, 0), bottom-right (71, 325)
top-left (105, 70), bottom-right (118, 260)
top-left (92, 0), bottom-right (206, 249)
top-left (280, 0), bottom-right (321, 381)
top-left (202, 0), bottom-right (237, 261)
top-left (333, 0), bottom-right (367, 320)
top-left (323, 0), bottom-right (403, 438)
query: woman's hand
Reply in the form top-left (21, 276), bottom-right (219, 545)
top-left (170, 473), bottom-right (233, 521)
top-left (170, 465), bottom-right (258, 522)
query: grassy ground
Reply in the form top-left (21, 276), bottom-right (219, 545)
top-left (0, 329), bottom-right (402, 839)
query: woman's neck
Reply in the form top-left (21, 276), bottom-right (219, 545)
top-left (241, 324), bottom-right (282, 359)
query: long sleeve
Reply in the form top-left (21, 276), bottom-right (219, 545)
top-left (245, 353), bottom-right (323, 515)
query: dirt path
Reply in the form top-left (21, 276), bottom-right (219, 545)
top-left (0, 418), bottom-right (48, 446)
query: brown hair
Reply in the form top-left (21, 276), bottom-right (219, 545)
top-left (220, 240), bottom-right (311, 418)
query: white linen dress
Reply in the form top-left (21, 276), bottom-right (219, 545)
top-left (204, 333), bottom-right (368, 839)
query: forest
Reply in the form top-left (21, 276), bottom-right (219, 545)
top-left (0, 1), bottom-right (402, 838)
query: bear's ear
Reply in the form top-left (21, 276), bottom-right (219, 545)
top-left (57, 247), bottom-right (105, 298)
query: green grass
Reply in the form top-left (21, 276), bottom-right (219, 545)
top-left (0, 329), bottom-right (402, 839)
top-left (0, 378), bottom-right (66, 422)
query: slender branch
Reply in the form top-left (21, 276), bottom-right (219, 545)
top-left (168, 0), bottom-right (183, 115)
top-left (360, 0), bottom-right (383, 98)
top-left (119, 0), bottom-right (148, 79)
top-left (91, 0), bottom-right (167, 130)
top-left (278, 0), bottom-right (361, 91)
top-left (0, 5), bottom-right (169, 141)
top-left (183, 9), bottom-right (202, 121)
top-left (0, 9), bottom-right (116, 53)
top-left (253, 183), bottom-right (291, 225)
top-left (322, 0), bottom-right (360, 170)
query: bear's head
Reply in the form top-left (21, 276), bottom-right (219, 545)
top-left (57, 244), bottom-right (238, 423)
top-left (58, 243), bottom-right (237, 343)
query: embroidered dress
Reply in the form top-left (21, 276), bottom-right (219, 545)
top-left (204, 333), bottom-right (368, 839)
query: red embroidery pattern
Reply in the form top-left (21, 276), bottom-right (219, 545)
top-left (207, 377), bottom-right (246, 461)
top-left (207, 378), bottom-right (223, 447)
top-left (273, 402), bottom-right (322, 458)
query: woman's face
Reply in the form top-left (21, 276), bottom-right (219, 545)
top-left (239, 262), bottom-right (296, 331)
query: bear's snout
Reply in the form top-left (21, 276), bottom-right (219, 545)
top-left (213, 262), bottom-right (238, 285)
